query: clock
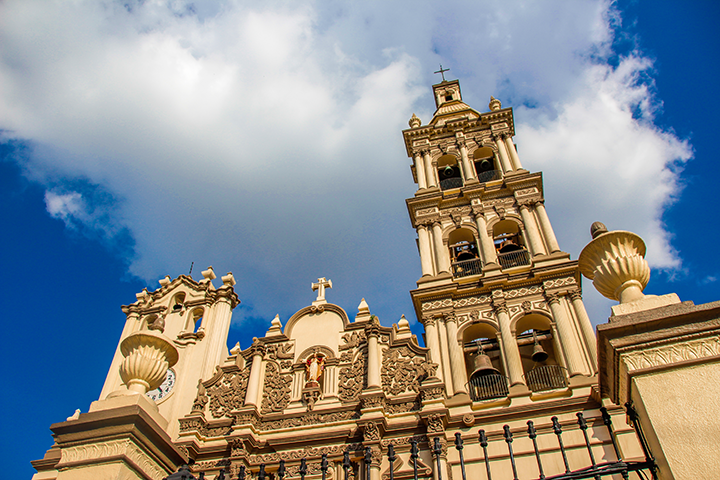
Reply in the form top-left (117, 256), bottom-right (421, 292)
top-left (147, 368), bottom-right (176, 403)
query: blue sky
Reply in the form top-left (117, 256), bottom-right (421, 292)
top-left (2, 1), bottom-right (718, 476)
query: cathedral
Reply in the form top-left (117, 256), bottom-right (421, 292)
top-left (31, 79), bottom-right (720, 480)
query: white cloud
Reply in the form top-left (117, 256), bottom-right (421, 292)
top-left (0, 0), bottom-right (693, 327)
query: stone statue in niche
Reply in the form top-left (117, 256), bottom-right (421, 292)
top-left (305, 352), bottom-right (326, 387)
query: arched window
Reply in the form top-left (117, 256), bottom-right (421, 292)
top-left (515, 314), bottom-right (567, 392)
top-left (448, 228), bottom-right (482, 277)
top-left (437, 154), bottom-right (463, 190)
top-left (188, 308), bottom-right (204, 333)
top-left (171, 292), bottom-right (186, 313)
top-left (472, 147), bottom-right (500, 183)
top-left (492, 220), bottom-right (531, 268)
top-left (462, 323), bottom-right (508, 401)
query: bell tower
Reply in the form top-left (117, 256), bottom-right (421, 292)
top-left (403, 78), bottom-right (598, 402)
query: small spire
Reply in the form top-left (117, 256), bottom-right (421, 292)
top-left (266, 314), bottom-right (283, 336)
top-left (230, 342), bottom-right (242, 355)
top-left (489, 96), bottom-right (502, 111)
top-left (409, 113), bottom-right (421, 128)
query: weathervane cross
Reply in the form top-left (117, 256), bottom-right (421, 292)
top-left (434, 64), bottom-right (450, 82)
top-left (312, 277), bottom-right (333, 303)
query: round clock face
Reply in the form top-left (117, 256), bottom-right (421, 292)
top-left (147, 368), bottom-right (176, 402)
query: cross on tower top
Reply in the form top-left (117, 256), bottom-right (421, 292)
top-left (311, 277), bottom-right (333, 305)
top-left (434, 64), bottom-right (450, 82)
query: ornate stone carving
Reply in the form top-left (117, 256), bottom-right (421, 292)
top-left (191, 379), bottom-right (208, 413)
top-left (384, 397), bottom-right (422, 414)
top-left (621, 335), bottom-right (720, 372)
top-left (261, 362), bottom-right (292, 414)
top-left (426, 414), bottom-right (445, 433)
top-left (421, 386), bottom-right (445, 401)
top-left (207, 369), bottom-right (250, 419)
top-left (453, 295), bottom-right (491, 308)
top-left (381, 346), bottom-right (436, 396)
top-left (266, 343), bottom-right (294, 360)
top-left (421, 298), bottom-right (453, 311)
top-left (504, 286), bottom-right (543, 298)
top-left (361, 393), bottom-right (385, 409)
top-left (542, 276), bottom-right (578, 289)
top-left (58, 439), bottom-right (168, 479)
top-left (339, 356), bottom-right (366, 402)
top-left (521, 301), bottom-right (532, 313)
top-left (363, 422), bottom-right (381, 441)
top-left (340, 331), bottom-right (366, 351)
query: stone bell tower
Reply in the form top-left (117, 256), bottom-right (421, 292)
top-left (403, 78), bottom-right (598, 403)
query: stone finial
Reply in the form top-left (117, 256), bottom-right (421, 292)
top-left (578, 224), bottom-right (679, 315)
top-left (395, 314), bottom-right (412, 340)
top-left (221, 272), bottom-right (236, 287)
top-left (118, 330), bottom-right (179, 395)
top-left (266, 314), bottom-right (283, 336)
top-left (201, 266), bottom-right (216, 282)
top-left (66, 409), bottom-right (81, 421)
top-left (489, 96), bottom-right (502, 111)
top-left (135, 288), bottom-right (149, 302)
top-left (159, 275), bottom-right (171, 287)
top-left (355, 298), bottom-right (372, 322)
top-left (230, 342), bottom-right (242, 355)
top-left (409, 113), bottom-right (422, 128)
top-left (590, 221), bottom-right (608, 239)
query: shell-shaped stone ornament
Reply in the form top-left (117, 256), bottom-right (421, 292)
top-left (578, 227), bottom-right (650, 304)
top-left (119, 330), bottom-right (179, 395)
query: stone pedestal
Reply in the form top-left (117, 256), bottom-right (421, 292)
top-left (597, 300), bottom-right (720, 480)
top-left (31, 397), bottom-right (187, 480)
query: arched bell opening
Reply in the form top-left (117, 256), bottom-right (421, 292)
top-left (493, 220), bottom-right (530, 268)
top-left (171, 292), bottom-right (186, 313)
top-left (462, 323), bottom-right (508, 401)
top-left (437, 154), bottom-right (463, 190)
top-left (515, 314), bottom-right (567, 392)
top-left (187, 307), bottom-right (204, 333)
top-left (448, 228), bottom-right (482, 277)
top-left (473, 147), bottom-right (500, 183)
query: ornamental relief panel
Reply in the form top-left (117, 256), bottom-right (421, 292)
top-left (261, 361), bottom-right (292, 414)
top-left (338, 353), bottom-right (366, 402)
top-left (416, 207), bottom-right (439, 217)
top-left (621, 335), bottom-right (720, 372)
top-left (207, 368), bottom-right (250, 419)
top-left (542, 277), bottom-right (578, 289)
top-left (421, 299), bottom-right (453, 312)
top-left (504, 286), bottom-right (543, 299)
top-left (381, 346), bottom-right (437, 396)
top-left (454, 295), bottom-right (491, 309)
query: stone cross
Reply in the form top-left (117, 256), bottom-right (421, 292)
top-left (312, 277), bottom-right (333, 304)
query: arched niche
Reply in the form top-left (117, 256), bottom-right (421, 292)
top-left (492, 219), bottom-right (531, 268)
top-left (472, 147), bottom-right (499, 182)
top-left (514, 313), bottom-right (562, 383)
top-left (284, 305), bottom-right (349, 361)
top-left (461, 322), bottom-right (505, 378)
top-left (187, 307), bottom-right (204, 333)
top-left (448, 228), bottom-right (479, 262)
top-left (437, 154), bottom-right (463, 190)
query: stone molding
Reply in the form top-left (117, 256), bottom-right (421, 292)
top-left (57, 439), bottom-right (167, 480)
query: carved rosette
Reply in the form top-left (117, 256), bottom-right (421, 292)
top-left (119, 330), bottom-right (179, 395)
top-left (578, 229), bottom-right (650, 303)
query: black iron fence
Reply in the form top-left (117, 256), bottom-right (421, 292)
top-left (524, 365), bottom-right (567, 392)
top-left (167, 404), bottom-right (656, 480)
top-left (467, 372), bottom-right (509, 401)
top-left (451, 258), bottom-right (483, 278)
top-left (497, 249), bottom-right (531, 269)
top-left (476, 169), bottom-right (501, 184)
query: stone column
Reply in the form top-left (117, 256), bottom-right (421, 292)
top-left (423, 316), bottom-right (444, 383)
top-left (494, 135), bottom-right (513, 173)
top-left (504, 135), bottom-right (523, 170)
top-left (244, 341), bottom-right (265, 407)
top-left (534, 201), bottom-right (561, 253)
top-left (417, 223), bottom-right (435, 276)
top-left (431, 221), bottom-right (450, 273)
top-left (472, 209), bottom-right (497, 265)
top-left (366, 322), bottom-right (381, 389)
top-left (206, 291), bottom-right (234, 377)
top-left (495, 301), bottom-right (524, 386)
top-left (569, 290), bottom-right (598, 371)
top-left (546, 293), bottom-right (585, 377)
top-left (423, 151), bottom-right (437, 188)
top-left (444, 313), bottom-right (468, 395)
top-left (414, 152), bottom-right (427, 190)
top-left (457, 139), bottom-right (475, 181)
top-left (437, 315), bottom-right (455, 396)
top-left (519, 203), bottom-right (546, 256)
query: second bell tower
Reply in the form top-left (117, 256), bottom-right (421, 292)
top-left (403, 78), bottom-right (597, 402)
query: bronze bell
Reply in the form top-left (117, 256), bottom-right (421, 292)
top-left (479, 158), bottom-right (492, 171)
top-left (531, 331), bottom-right (549, 363)
top-left (470, 352), bottom-right (501, 378)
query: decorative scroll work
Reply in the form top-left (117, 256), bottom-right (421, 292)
top-left (339, 356), bottom-right (366, 402)
top-left (339, 331), bottom-right (366, 351)
top-left (266, 343), bottom-right (294, 360)
top-left (207, 368), bottom-right (250, 419)
top-left (59, 439), bottom-right (167, 479)
top-left (381, 346), bottom-right (437, 396)
top-left (261, 362), bottom-right (292, 414)
top-left (621, 335), bottom-right (720, 371)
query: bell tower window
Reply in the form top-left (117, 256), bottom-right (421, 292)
top-left (473, 147), bottom-right (500, 183)
top-left (462, 323), bottom-right (508, 401)
top-left (448, 228), bottom-right (482, 277)
top-left (493, 220), bottom-right (531, 268)
top-left (516, 315), bottom-right (567, 392)
top-left (437, 154), bottom-right (463, 190)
